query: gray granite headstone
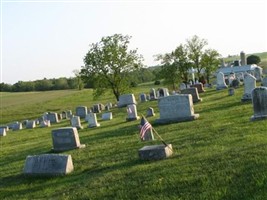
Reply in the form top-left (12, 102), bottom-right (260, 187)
top-left (102, 112), bottom-right (113, 120)
top-left (40, 120), bottom-right (51, 128)
top-left (76, 106), bottom-right (88, 119)
top-left (26, 120), bottom-right (36, 129)
top-left (158, 88), bottom-right (169, 98)
top-left (262, 77), bottom-right (267, 87)
top-left (0, 128), bottom-right (7, 136)
top-left (66, 110), bottom-right (72, 119)
top-left (138, 144), bottom-right (173, 160)
top-left (126, 104), bottom-right (140, 121)
top-left (254, 67), bottom-right (262, 81)
top-left (250, 87), bottom-right (267, 121)
top-left (93, 104), bottom-right (101, 113)
top-left (146, 107), bottom-right (155, 117)
top-left (140, 93), bottom-right (147, 102)
top-left (241, 73), bottom-right (256, 102)
top-left (118, 94), bottom-right (137, 107)
top-left (0, 126), bottom-right (9, 132)
top-left (46, 112), bottom-right (59, 123)
top-left (181, 87), bottom-right (202, 103)
top-left (23, 154), bottom-right (74, 176)
top-left (149, 88), bottom-right (157, 100)
top-left (12, 122), bottom-right (22, 131)
top-left (179, 83), bottom-right (186, 91)
top-left (191, 83), bottom-right (205, 93)
top-left (51, 127), bottom-right (85, 152)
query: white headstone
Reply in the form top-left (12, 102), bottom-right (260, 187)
top-left (88, 113), bottom-right (100, 128)
top-left (216, 72), bottom-right (228, 90)
top-left (241, 73), bottom-right (256, 102)
top-left (71, 116), bottom-right (83, 129)
top-left (155, 94), bottom-right (199, 124)
top-left (126, 104), bottom-right (140, 121)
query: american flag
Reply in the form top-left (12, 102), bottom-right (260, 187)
top-left (140, 117), bottom-right (152, 140)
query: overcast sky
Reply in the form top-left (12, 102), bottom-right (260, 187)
top-left (1, 0), bottom-right (266, 84)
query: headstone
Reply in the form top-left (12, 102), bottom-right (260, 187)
top-left (139, 93), bottom-right (147, 102)
top-left (146, 107), bottom-right (155, 117)
top-left (155, 94), bottom-right (199, 124)
top-left (118, 94), bottom-right (137, 107)
top-left (190, 83), bottom-right (205, 93)
top-left (23, 154), bottom-right (74, 176)
top-left (181, 87), bottom-right (202, 103)
top-left (13, 122), bottom-right (22, 131)
top-left (240, 51), bottom-right (246, 66)
top-left (99, 103), bottom-right (105, 111)
top-left (92, 104), bottom-right (101, 113)
top-left (70, 116), bottom-right (83, 129)
top-left (87, 113), bottom-right (100, 128)
top-left (158, 88), bottom-right (169, 98)
top-left (46, 112), bottom-right (59, 123)
top-left (139, 117), bottom-right (154, 141)
top-left (149, 88), bottom-right (157, 100)
top-left (138, 144), bottom-right (173, 160)
top-left (61, 111), bottom-right (67, 119)
top-left (179, 83), bottom-right (186, 91)
top-left (105, 104), bottom-right (110, 111)
top-left (76, 106), bottom-right (88, 118)
top-left (51, 127), bottom-right (85, 152)
top-left (254, 67), bottom-right (262, 82)
top-left (57, 113), bottom-right (62, 120)
top-left (250, 87), bottom-right (267, 121)
top-left (0, 125), bottom-right (9, 132)
top-left (262, 77), bottom-right (267, 87)
top-left (0, 128), bottom-right (7, 136)
top-left (40, 120), bottom-right (51, 128)
top-left (216, 72), bottom-right (228, 90)
top-left (22, 120), bottom-right (29, 127)
top-left (228, 73), bottom-right (236, 86)
top-left (66, 110), bottom-right (72, 119)
top-left (102, 112), bottom-right (113, 120)
top-left (228, 88), bottom-right (235, 96)
top-left (126, 104), bottom-right (140, 121)
top-left (26, 120), bottom-right (36, 129)
top-left (241, 73), bottom-right (256, 102)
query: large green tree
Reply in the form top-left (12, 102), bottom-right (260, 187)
top-left (81, 34), bottom-right (143, 100)
top-left (155, 44), bottom-right (191, 90)
top-left (201, 49), bottom-right (221, 84)
top-left (186, 35), bottom-right (208, 78)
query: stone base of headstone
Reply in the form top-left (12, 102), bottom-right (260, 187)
top-left (241, 94), bottom-right (252, 102)
top-left (216, 85), bottom-right (228, 90)
top-left (74, 125), bottom-right (83, 130)
top-left (51, 144), bottom-right (86, 152)
top-left (155, 114), bottom-right (199, 124)
top-left (138, 144), bottom-right (173, 160)
top-left (250, 114), bottom-right (267, 121)
top-left (23, 154), bottom-right (74, 176)
top-left (126, 116), bottom-right (140, 121)
top-left (88, 123), bottom-right (100, 128)
top-left (228, 88), bottom-right (235, 96)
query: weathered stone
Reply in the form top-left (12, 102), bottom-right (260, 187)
top-left (70, 116), bottom-right (83, 129)
top-left (102, 112), bottom-right (113, 120)
top-left (46, 112), bottom-right (59, 123)
top-left (92, 104), bottom-right (101, 113)
top-left (146, 107), bottom-right (155, 117)
top-left (76, 106), bottom-right (88, 119)
top-left (118, 94), bottom-right (137, 107)
top-left (241, 73), bottom-right (256, 102)
top-left (250, 87), bottom-right (267, 121)
top-left (181, 87), bottom-right (202, 103)
top-left (149, 88), bottom-right (157, 100)
top-left (216, 72), bottom-right (228, 90)
top-left (26, 120), bottom-right (36, 129)
top-left (23, 154), bottom-right (73, 176)
top-left (0, 128), bottom-right (7, 136)
top-left (155, 95), bottom-right (199, 124)
top-left (126, 104), bottom-right (140, 121)
top-left (0, 126), bottom-right (9, 132)
top-left (12, 122), bottom-right (23, 131)
top-left (158, 88), bottom-right (169, 98)
top-left (51, 127), bottom-right (85, 152)
top-left (87, 113), bottom-right (100, 128)
top-left (139, 93), bottom-right (147, 102)
top-left (190, 83), bottom-right (205, 93)
top-left (40, 120), bottom-right (51, 128)
top-left (262, 77), bottom-right (267, 87)
top-left (138, 144), bottom-right (173, 160)
top-left (179, 83), bottom-right (187, 91)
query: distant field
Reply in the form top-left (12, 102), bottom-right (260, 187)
top-left (0, 83), bottom-right (267, 199)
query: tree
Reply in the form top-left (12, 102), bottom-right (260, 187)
top-left (186, 35), bottom-right (208, 78)
top-left (81, 34), bottom-right (143, 101)
top-left (247, 55), bottom-right (261, 65)
top-left (155, 44), bottom-right (191, 90)
top-left (201, 49), bottom-right (221, 84)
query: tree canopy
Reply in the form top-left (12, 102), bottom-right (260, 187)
top-left (81, 34), bottom-right (143, 101)
top-left (247, 55), bottom-right (261, 65)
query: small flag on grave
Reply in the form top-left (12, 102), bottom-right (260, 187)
top-left (139, 116), bottom-right (152, 140)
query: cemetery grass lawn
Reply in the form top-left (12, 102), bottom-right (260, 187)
top-left (1, 85), bottom-right (267, 199)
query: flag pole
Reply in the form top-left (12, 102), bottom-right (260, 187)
top-left (141, 114), bottom-right (173, 153)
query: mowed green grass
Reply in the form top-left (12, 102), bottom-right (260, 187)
top-left (0, 83), bottom-right (267, 200)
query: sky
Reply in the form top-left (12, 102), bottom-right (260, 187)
top-left (1, 0), bottom-right (267, 84)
